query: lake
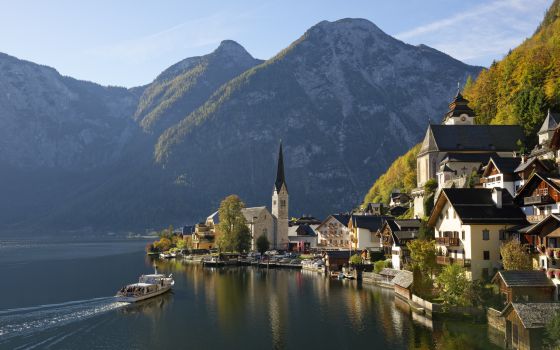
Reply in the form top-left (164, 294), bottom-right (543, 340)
top-left (0, 237), bottom-right (504, 349)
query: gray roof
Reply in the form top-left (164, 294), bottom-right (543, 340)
top-left (392, 270), bottom-right (413, 288)
top-left (241, 206), bottom-right (268, 222)
top-left (493, 270), bottom-right (555, 288)
top-left (538, 109), bottom-right (560, 134)
top-left (379, 268), bottom-right (400, 277)
top-left (419, 125), bottom-right (524, 156)
top-left (508, 303), bottom-right (560, 329)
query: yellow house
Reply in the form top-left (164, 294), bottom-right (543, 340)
top-left (428, 188), bottom-right (527, 280)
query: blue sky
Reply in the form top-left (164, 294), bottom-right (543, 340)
top-left (0, 0), bottom-right (552, 87)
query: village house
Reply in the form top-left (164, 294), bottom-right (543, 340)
top-left (428, 188), bottom-right (527, 280)
top-left (502, 302), bottom-right (560, 350)
top-left (362, 202), bottom-right (383, 215)
top-left (392, 270), bottom-right (414, 300)
top-left (528, 109), bottom-right (560, 161)
top-left (288, 216), bottom-right (320, 252)
top-left (389, 192), bottom-right (411, 208)
top-left (379, 218), bottom-right (420, 270)
top-left (316, 214), bottom-right (351, 249)
top-left (481, 156), bottom-right (521, 196)
top-left (492, 271), bottom-right (556, 307)
top-left (515, 172), bottom-right (560, 225)
top-left (192, 218), bottom-right (216, 250)
top-left (241, 206), bottom-right (275, 252)
top-left (412, 91), bottom-right (524, 217)
top-left (348, 215), bottom-right (391, 251)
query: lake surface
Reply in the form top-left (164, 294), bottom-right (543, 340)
top-left (0, 238), bottom-right (504, 349)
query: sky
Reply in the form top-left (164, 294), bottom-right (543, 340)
top-left (0, 0), bottom-right (552, 87)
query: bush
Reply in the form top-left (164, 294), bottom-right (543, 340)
top-left (374, 260), bottom-right (385, 273)
top-left (350, 254), bottom-right (362, 265)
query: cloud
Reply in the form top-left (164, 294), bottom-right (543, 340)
top-left (395, 0), bottom-right (551, 65)
top-left (85, 11), bottom-right (249, 64)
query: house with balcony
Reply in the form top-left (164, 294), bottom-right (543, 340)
top-left (514, 172), bottom-right (560, 224)
top-left (428, 187), bottom-right (528, 280)
top-left (481, 156), bottom-right (521, 196)
top-left (513, 158), bottom-right (554, 193)
top-left (348, 215), bottom-right (391, 251)
top-left (316, 214), bottom-right (351, 249)
top-left (379, 218), bottom-right (420, 270)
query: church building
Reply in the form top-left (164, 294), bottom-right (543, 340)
top-left (412, 91), bottom-right (524, 218)
top-left (271, 142), bottom-right (290, 249)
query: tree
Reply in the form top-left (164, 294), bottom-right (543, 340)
top-left (153, 237), bottom-right (171, 252)
top-left (350, 254), bottom-right (362, 265)
top-left (158, 225), bottom-right (174, 240)
top-left (217, 195), bottom-right (251, 252)
top-left (417, 219), bottom-right (434, 240)
top-left (544, 311), bottom-right (560, 349)
top-left (176, 238), bottom-right (186, 250)
top-left (256, 235), bottom-right (270, 255)
top-left (436, 263), bottom-right (472, 307)
top-left (407, 239), bottom-right (437, 275)
top-left (501, 239), bottom-right (532, 270)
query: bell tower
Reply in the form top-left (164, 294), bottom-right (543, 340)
top-left (442, 88), bottom-right (475, 125)
top-left (272, 142), bottom-right (289, 249)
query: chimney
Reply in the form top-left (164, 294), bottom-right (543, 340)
top-left (521, 154), bottom-right (526, 163)
top-left (492, 188), bottom-right (502, 209)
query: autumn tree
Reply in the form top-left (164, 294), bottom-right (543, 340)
top-left (500, 239), bottom-right (532, 270)
top-left (217, 195), bottom-right (251, 252)
top-left (436, 264), bottom-right (472, 308)
top-left (407, 239), bottom-right (438, 298)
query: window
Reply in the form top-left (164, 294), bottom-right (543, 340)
top-left (461, 231), bottom-right (465, 240)
top-left (499, 230), bottom-right (507, 241)
top-left (483, 251), bottom-right (490, 260)
top-left (453, 210), bottom-right (456, 219)
top-left (483, 229), bottom-right (490, 241)
top-left (280, 200), bottom-right (286, 207)
top-left (445, 211), bottom-right (449, 219)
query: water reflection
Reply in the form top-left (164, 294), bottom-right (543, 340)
top-left (144, 258), bottom-right (501, 350)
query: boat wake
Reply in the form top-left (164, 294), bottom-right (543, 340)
top-left (0, 297), bottom-right (128, 342)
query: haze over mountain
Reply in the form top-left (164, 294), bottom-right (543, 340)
top-left (0, 18), bottom-right (481, 234)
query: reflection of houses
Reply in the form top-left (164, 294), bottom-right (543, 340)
top-left (481, 156), bottom-right (521, 196)
top-left (316, 214), bottom-right (351, 249)
top-left (348, 215), bottom-right (391, 251)
top-left (428, 188), bottom-right (527, 280)
top-left (492, 271), bottom-right (556, 306)
top-left (502, 302), bottom-right (560, 350)
top-left (412, 91), bottom-right (524, 217)
top-left (379, 218), bottom-right (420, 270)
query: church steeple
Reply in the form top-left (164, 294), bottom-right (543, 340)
top-left (442, 88), bottom-right (475, 125)
top-left (274, 142), bottom-right (288, 193)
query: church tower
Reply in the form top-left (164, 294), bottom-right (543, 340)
top-left (442, 89), bottom-right (475, 125)
top-left (272, 142), bottom-right (289, 249)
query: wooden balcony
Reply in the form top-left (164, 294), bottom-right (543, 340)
top-left (524, 195), bottom-right (554, 205)
top-left (436, 256), bottom-right (471, 267)
top-left (435, 237), bottom-right (460, 246)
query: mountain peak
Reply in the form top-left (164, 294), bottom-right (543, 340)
top-left (213, 40), bottom-right (254, 60)
top-left (310, 18), bottom-right (386, 37)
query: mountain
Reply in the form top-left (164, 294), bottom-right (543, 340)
top-left (361, 0), bottom-right (560, 210)
top-left (134, 40), bottom-right (262, 133)
top-left (152, 19), bottom-right (481, 222)
top-left (0, 19), bottom-right (482, 233)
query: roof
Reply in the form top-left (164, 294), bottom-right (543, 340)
top-left (389, 206), bottom-right (409, 217)
top-left (522, 214), bottom-right (560, 235)
top-left (241, 206), bottom-right (267, 222)
top-left (514, 157), bottom-right (553, 173)
top-left (429, 188), bottom-right (527, 226)
top-left (331, 214), bottom-right (352, 227)
top-left (274, 142), bottom-right (287, 192)
top-left (482, 156), bottom-right (521, 177)
top-left (351, 215), bottom-right (391, 231)
top-left (324, 250), bottom-right (357, 258)
top-left (440, 152), bottom-right (498, 164)
top-left (379, 268), bottom-right (400, 277)
top-left (515, 172), bottom-right (560, 202)
top-left (505, 303), bottom-right (560, 329)
top-left (392, 270), bottom-right (414, 288)
top-left (419, 125), bottom-right (524, 156)
top-left (207, 211), bottom-right (219, 224)
top-left (493, 270), bottom-right (555, 288)
top-left (442, 91), bottom-right (475, 121)
top-left (538, 109), bottom-right (560, 134)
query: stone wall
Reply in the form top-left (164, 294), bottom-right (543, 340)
top-left (487, 307), bottom-right (505, 333)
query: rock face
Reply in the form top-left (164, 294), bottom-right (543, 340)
top-left (0, 19), bottom-right (482, 233)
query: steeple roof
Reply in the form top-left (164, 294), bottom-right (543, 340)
top-left (538, 109), bottom-right (560, 134)
top-left (442, 90), bottom-right (475, 123)
top-left (274, 142), bottom-right (287, 192)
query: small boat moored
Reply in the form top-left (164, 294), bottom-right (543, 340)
top-left (116, 268), bottom-right (174, 303)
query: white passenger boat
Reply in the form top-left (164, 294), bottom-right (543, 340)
top-left (116, 269), bottom-right (174, 302)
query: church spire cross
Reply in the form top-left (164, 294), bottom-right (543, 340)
top-left (274, 141), bottom-right (287, 193)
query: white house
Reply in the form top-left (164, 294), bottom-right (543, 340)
top-left (316, 214), bottom-right (351, 249)
top-left (428, 187), bottom-right (527, 280)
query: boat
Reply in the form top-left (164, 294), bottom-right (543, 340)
top-left (116, 268), bottom-right (174, 302)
